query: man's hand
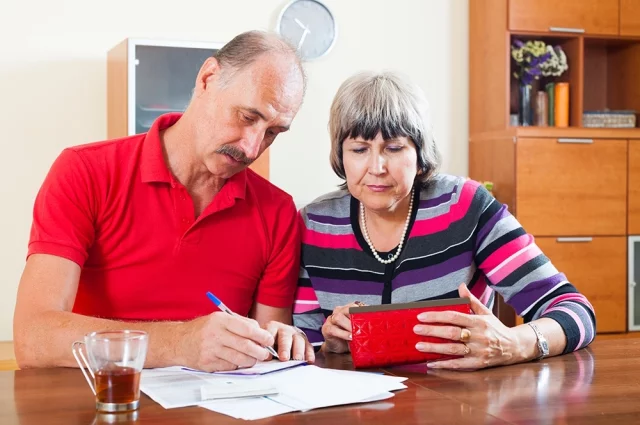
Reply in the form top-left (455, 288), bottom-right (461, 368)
top-left (264, 321), bottom-right (315, 362)
top-left (178, 312), bottom-right (275, 372)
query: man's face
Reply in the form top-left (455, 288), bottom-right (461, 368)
top-left (190, 54), bottom-right (304, 179)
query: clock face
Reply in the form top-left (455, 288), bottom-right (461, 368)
top-left (277, 0), bottom-right (336, 60)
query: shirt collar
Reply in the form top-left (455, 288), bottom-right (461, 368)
top-left (223, 168), bottom-right (247, 201)
top-left (140, 113), bottom-right (182, 183)
top-left (140, 112), bottom-right (247, 200)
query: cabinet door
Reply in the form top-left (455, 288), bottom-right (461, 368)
top-left (630, 140), bottom-right (640, 234)
top-left (620, 0), bottom-right (640, 36)
top-left (536, 237), bottom-right (626, 333)
top-left (508, 0), bottom-right (618, 35)
top-left (516, 138), bottom-right (627, 236)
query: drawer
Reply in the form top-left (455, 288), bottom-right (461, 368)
top-left (508, 0), bottom-right (619, 35)
top-left (536, 236), bottom-right (627, 333)
top-left (516, 138), bottom-right (627, 236)
top-left (630, 140), bottom-right (640, 234)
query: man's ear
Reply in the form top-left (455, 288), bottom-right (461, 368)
top-left (194, 57), bottom-right (221, 95)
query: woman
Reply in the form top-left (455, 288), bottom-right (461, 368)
top-left (292, 71), bottom-right (595, 370)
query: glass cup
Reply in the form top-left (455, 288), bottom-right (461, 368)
top-left (72, 330), bottom-right (148, 413)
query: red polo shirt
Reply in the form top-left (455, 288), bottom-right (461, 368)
top-left (27, 113), bottom-right (300, 320)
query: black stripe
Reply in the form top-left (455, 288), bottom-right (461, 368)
top-left (522, 283), bottom-right (578, 323)
top-left (297, 277), bottom-right (313, 287)
top-left (544, 310), bottom-right (580, 354)
top-left (475, 227), bottom-right (526, 265)
top-left (396, 235), bottom-right (475, 273)
top-left (473, 198), bottom-right (502, 247)
top-left (495, 255), bottom-right (550, 288)
top-left (304, 266), bottom-right (387, 282)
top-left (476, 197), bottom-right (502, 233)
top-left (412, 288), bottom-right (461, 302)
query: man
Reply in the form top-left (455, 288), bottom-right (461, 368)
top-left (13, 30), bottom-right (314, 371)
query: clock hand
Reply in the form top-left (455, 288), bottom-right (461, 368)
top-left (294, 18), bottom-right (309, 31)
top-left (297, 28), bottom-right (310, 49)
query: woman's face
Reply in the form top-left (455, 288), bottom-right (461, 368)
top-left (342, 132), bottom-right (419, 214)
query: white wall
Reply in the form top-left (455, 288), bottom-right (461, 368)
top-left (0, 0), bottom-right (468, 340)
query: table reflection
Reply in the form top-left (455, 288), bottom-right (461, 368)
top-left (410, 349), bottom-right (595, 424)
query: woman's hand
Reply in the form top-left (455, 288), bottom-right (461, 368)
top-left (414, 284), bottom-right (523, 370)
top-left (321, 302), bottom-right (363, 354)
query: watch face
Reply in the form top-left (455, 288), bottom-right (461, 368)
top-left (277, 0), bottom-right (336, 60)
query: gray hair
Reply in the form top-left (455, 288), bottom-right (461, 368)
top-left (329, 71), bottom-right (441, 188)
top-left (213, 30), bottom-right (307, 93)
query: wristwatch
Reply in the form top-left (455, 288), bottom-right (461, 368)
top-left (527, 322), bottom-right (549, 360)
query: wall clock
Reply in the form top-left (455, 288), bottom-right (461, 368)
top-left (276, 0), bottom-right (337, 60)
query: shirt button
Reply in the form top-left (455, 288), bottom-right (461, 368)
top-left (182, 218), bottom-right (188, 223)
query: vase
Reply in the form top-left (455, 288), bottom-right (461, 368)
top-left (519, 83), bottom-right (533, 126)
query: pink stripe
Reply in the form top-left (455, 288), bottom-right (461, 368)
top-left (293, 302), bottom-right (320, 314)
top-left (546, 306), bottom-right (586, 349)
top-left (544, 293), bottom-right (594, 314)
top-left (303, 229), bottom-right (362, 250)
top-left (479, 234), bottom-right (532, 273)
top-left (489, 244), bottom-right (542, 284)
top-left (410, 182), bottom-right (476, 237)
top-left (294, 286), bottom-right (318, 302)
top-left (470, 276), bottom-right (489, 303)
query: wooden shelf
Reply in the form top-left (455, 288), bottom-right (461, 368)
top-left (470, 0), bottom-right (640, 332)
top-left (513, 126), bottom-right (640, 138)
top-left (471, 126), bottom-right (640, 141)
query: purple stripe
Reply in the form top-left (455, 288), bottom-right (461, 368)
top-left (307, 213), bottom-right (351, 225)
top-left (507, 273), bottom-right (567, 314)
top-left (394, 251), bottom-right (474, 288)
top-left (299, 327), bottom-right (324, 344)
top-left (419, 185), bottom-right (457, 209)
top-left (311, 277), bottom-right (382, 296)
top-left (477, 204), bottom-right (510, 247)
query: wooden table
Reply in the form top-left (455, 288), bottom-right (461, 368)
top-left (1, 337), bottom-right (639, 425)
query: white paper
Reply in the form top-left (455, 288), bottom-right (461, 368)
top-left (141, 363), bottom-right (407, 419)
top-left (201, 396), bottom-right (298, 420)
top-left (200, 380), bottom-right (278, 400)
top-left (182, 359), bottom-right (306, 376)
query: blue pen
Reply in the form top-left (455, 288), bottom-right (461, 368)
top-left (206, 291), bottom-right (280, 359)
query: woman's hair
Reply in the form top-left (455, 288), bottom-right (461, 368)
top-left (328, 71), bottom-right (441, 188)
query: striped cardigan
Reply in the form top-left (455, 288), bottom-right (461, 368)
top-left (293, 174), bottom-right (596, 353)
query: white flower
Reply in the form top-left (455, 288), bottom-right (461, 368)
top-left (540, 46), bottom-right (568, 77)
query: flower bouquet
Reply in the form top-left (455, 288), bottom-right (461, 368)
top-left (511, 40), bottom-right (568, 125)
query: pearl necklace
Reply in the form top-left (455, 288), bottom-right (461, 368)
top-left (359, 188), bottom-right (414, 264)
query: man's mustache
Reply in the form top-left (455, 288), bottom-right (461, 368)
top-left (215, 145), bottom-right (253, 165)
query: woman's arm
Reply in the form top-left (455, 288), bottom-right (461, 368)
top-left (292, 261), bottom-right (326, 351)
top-left (473, 184), bottom-right (596, 354)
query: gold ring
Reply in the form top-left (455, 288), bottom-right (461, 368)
top-left (462, 344), bottom-right (470, 356)
top-left (460, 328), bottom-right (471, 342)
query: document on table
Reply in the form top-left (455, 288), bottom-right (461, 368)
top-left (140, 361), bottom-right (408, 420)
top-left (182, 359), bottom-right (307, 376)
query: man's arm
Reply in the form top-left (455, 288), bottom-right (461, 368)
top-left (14, 254), bottom-right (275, 370)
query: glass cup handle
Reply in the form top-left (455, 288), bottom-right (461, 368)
top-left (72, 341), bottom-right (96, 395)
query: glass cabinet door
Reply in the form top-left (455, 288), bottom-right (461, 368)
top-left (630, 237), bottom-right (640, 331)
top-left (134, 44), bottom-right (218, 134)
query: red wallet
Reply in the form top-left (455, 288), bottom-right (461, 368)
top-left (348, 298), bottom-right (472, 369)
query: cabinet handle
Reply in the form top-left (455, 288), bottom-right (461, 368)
top-left (631, 281), bottom-right (637, 288)
top-left (557, 138), bottom-right (593, 144)
top-left (556, 237), bottom-right (593, 243)
top-left (549, 26), bottom-right (585, 33)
